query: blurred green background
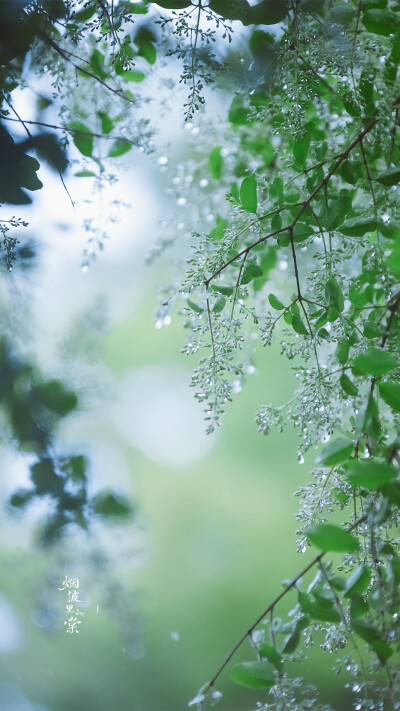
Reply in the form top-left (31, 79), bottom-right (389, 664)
top-left (0, 137), bottom-right (354, 711)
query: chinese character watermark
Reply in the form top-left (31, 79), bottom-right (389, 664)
top-left (58, 576), bottom-right (84, 634)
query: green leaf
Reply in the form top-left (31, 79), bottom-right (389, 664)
top-left (33, 380), bottom-right (77, 415)
top-left (10, 489), bottom-right (33, 508)
top-left (209, 0), bottom-right (252, 23)
top-left (258, 644), bottom-right (283, 670)
top-left (268, 294), bottom-right (285, 310)
top-left (325, 278), bottom-right (344, 312)
top-left (298, 592), bottom-right (341, 622)
top-left (92, 490), bottom-right (131, 517)
top-left (241, 264), bottom-right (263, 284)
top-left (213, 295), bottom-right (226, 313)
top-left (292, 314), bottom-right (308, 336)
top-left (343, 565), bottom-right (371, 598)
top-left (381, 481), bottom-right (400, 507)
top-left (362, 9), bottom-right (399, 36)
top-left (340, 373), bottom-right (359, 396)
top-left (363, 322), bottom-right (381, 339)
top-left (317, 437), bottom-right (354, 467)
top-left (209, 146), bottom-right (223, 180)
top-left (69, 121), bottom-right (94, 157)
top-left (108, 140), bottom-right (132, 157)
top-left (293, 126), bottom-right (311, 167)
top-left (240, 174), bottom-right (257, 213)
top-left (378, 381), bottom-right (400, 411)
top-left (186, 299), bottom-right (204, 314)
top-left (343, 459), bottom-right (397, 490)
top-left (98, 111), bottom-right (113, 134)
top-left (118, 69), bottom-right (145, 82)
top-left (277, 231), bottom-right (290, 247)
top-left (340, 160), bottom-right (363, 184)
top-left (320, 195), bottom-right (352, 231)
top-left (352, 348), bottom-right (397, 376)
top-left (74, 170), bottom-right (96, 177)
top-left (331, 5), bottom-right (355, 23)
top-left (306, 523), bottom-right (359, 553)
top-left (339, 216), bottom-right (377, 237)
top-left (250, 0), bottom-right (289, 24)
top-left (211, 284), bottom-right (234, 296)
top-left (230, 661), bottom-right (275, 689)
top-left (336, 339), bottom-right (350, 365)
top-left (293, 223), bottom-right (314, 242)
top-left (73, 4), bottom-right (96, 21)
top-left (376, 167), bottom-right (400, 186)
top-left (134, 27), bottom-right (157, 64)
top-left (154, 0), bottom-right (191, 8)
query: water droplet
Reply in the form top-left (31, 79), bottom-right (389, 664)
top-left (177, 197), bottom-right (187, 206)
top-left (279, 260), bottom-right (288, 271)
top-left (158, 156), bottom-right (168, 165)
top-left (81, 265), bottom-right (89, 273)
top-left (163, 315), bottom-right (171, 326)
top-left (297, 452), bottom-right (304, 464)
top-left (200, 178), bottom-right (208, 188)
top-left (171, 631), bottom-right (179, 641)
top-left (155, 319), bottom-right (163, 329)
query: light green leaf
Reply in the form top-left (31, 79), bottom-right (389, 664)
top-left (298, 592), bottom-right (341, 622)
top-left (74, 170), bottom-right (96, 177)
top-left (320, 195), bottom-right (352, 231)
top-left (344, 459), bottom-right (397, 490)
top-left (317, 437), bottom-right (354, 467)
top-left (118, 70), bottom-right (146, 82)
top-left (69, 121), bottom-right (94, 157)
top-left (306, 523), bottom-right (359, 553)
top-left (98, 111), bottom-right (114, 134)
top-left (293, 222), bottom-right (314, 242)
top-left (213, 295), bottom-right (226, 313)
top-left (187, 299), bottom-right (204, 314)
top-left (258, 644), bottom-right (283, 670)
top-left (230, 661), bottom-right (275, 689)
top-left (108, 140), bottom-right (132, 157)
top-left (209, 146), bottom-right (223, 179)
top-left (352, 348), bottom-right (397, 376)
top-left (240, 174), bottom-right (257, 213)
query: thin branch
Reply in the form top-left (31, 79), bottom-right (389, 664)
top-left (203, 514), bottom-right (367, 694)
top-left (34, 25), bottom-right (137, 106)
top-left (1, 116), bottom-right (139, 146)
top-left (204, 97), bottom-right (400, 286)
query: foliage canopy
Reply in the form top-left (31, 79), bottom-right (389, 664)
top-left (2, 0), bottom-right (400, 710)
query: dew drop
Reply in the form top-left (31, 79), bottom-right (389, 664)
top-left (177, 197), bottom-right (187, 206)
top-left (297, 452), bottom-right (304, 464)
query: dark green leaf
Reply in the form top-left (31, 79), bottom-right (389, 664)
top-left (92, 490), bottom-right (131, 517)
top-left (317, 437), bottom-right (354, 467)
top-left (336, 339), bottom-right (350, 364)
top-left (209, 0), bottom-right (252, 23)
top-left (339, 216), bottom-right (377, 237)
top-left (230, 661), bottom-right (275, 689)
top-left (250, 0), bottom-right (289, 24)
top-left (292, 314), bottom-right (308, 336)
top-left (344, 459), bottom-right (397, 490)
top-left (376, 167), bottom-right (400, 185)
top-left (33, 380), bottom-right (77, 415)
top-left (306, 523), bottom-right (359, 553)
top-left (211, 284), bottom-right (234, 296)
